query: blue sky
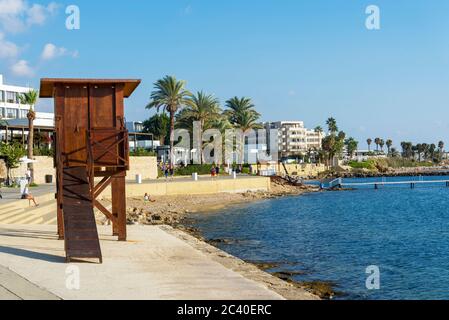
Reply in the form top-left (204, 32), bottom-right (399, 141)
top-left (1, 0), bottom-right (448, 148)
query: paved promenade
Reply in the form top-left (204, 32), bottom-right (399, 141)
top-left (0, 225), bottom-right (287, 300)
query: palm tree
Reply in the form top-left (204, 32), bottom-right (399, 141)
top-left (224, 97), bottom-right (261, 132)
top-left (179, 91), bottom-right (222, 163)
top-left (416, 143), bottom-right (424, 162)
top-left (367, 138), bottom-right (372, 152)
top-left (314, 126), bottom-right (323, 134)
top-left (345, 137), bottom-right (358, 158)
top-left (326, 118), bottom-right (338, 134)
top-left (429, 143), bottom-right (436, 162)
top-left (19, 90), bottom-right (38, 182)
top-left (386, 139), bottom-right (393, 155)
top-left (146, 76), bottom-right (192, 165)
top-left (224, 97), bottom-right (261, 164)
top-left (379, 139), bottom-right (385, 153)
top-left (374, 138), bottom-right (381, 152)
top-left (438, 141), bottom-right (445, 162)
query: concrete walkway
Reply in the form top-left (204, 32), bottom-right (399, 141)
top-left (0, 266), bottom-right (60, 300)
top-left (0, 224), bottom-right (284, 300)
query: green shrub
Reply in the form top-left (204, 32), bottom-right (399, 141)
top-left (348, 160), bottom-right (376, 170)
top-left (130, 148), bottom-right (157, 157)
top-left (175, 165), bottom-right (223, 176)
top-left (34, 146), bottom-right (54, 157)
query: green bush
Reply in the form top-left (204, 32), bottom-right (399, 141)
top-left (34, 146), bottom-right (54, 157)
top-left (174, 165), bottom-right (223, 176)
top-left (348, 160), bottom-right (376, 170)
top-left (349, 158), bottom-right (435, 171)
top-left (130, 148), bottom-right (157, 157)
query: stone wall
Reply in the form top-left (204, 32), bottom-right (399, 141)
top-left (101, 176), bottom-right (271, 199)
top-left (0, 156), bottom-right (158, 184)
top-left (128, 157), bottom-right (158, 181)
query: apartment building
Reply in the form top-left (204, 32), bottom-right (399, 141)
top-left (265, 121), bottom-right (323, 158)
top-left (0, 74), bottom-right (56, 144)
top-left (0, 74), bottom-right (34, 120)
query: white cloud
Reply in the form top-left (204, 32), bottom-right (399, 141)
top-left (41, 43), bottom-right (78, 60)
top-left (10, 59), bottom-right (34, 77)
top-left (0, 32), bottom-right (19, 58)
top-left (0, 0), bottom-right (59, 33)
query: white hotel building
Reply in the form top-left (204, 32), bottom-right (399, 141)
top-left (0, 74), bottom-right (33, 120)
top-left (0, 74), bottom-right (55, 143)
top-left (264, 121), bottom-right (323, 159)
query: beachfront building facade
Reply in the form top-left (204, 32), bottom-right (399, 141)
top-left (126, 121), bottom-right (160, 151)
top-left (264, 121), bottom-right (323, 159)
top-left (0, 74), bottom-right (33, 120)
top-left (0, 74), bottom-right (55, 146)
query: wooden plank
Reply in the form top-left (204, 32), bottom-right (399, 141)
top-left (94, 200), bottom-right (115, 222)
top-left (112, 176), bottom-right (126, 241)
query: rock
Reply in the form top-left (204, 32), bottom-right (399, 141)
top-left (151, 214), bottom-right (162, 221)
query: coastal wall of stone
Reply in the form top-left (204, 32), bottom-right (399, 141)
top-left (0, 156), bottom-right (158, 184)
top-left (100, 176), bottom-right (271, 199)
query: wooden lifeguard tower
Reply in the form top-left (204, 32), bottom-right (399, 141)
top-left (40, 78), bottom-right (141, 263)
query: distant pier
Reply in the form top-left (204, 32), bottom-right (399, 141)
top-left (323, 178), bottom-right (449, 190)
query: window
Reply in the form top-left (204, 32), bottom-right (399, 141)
top-left (0, 107), bottom-right (4, 118)
top-left (6, 108), bottom-right (17, 118)
top-left (6, 91), bottom-right (15, 103)
top-left (19, 109), bottom-right (28, 119)
top-left (0, 90), bottom-right (4, 102)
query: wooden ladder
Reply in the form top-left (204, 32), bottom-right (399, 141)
top-left (62, 167), bottom-right (102, 263)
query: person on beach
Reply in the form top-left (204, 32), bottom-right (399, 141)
top-left (144, 193), bottom-right (156, 203)
top-left (22, 184), bottom-right (39, 207)
top-left (215, 165), bottom-right (220, 176)
top-left (211, 166), bottom-right (217, 178)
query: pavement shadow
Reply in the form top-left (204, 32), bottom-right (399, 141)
top-left (0, 229), bottom-right (58, 241)
top-left (0, 245), bottom-right (65, 263)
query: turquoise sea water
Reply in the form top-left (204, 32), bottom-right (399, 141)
top-left (189, 176), bottom-right (449, 300)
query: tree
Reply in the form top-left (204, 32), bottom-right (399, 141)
top-left (326, 118), bottom-right (338, 134)
top-left (416, 143), bottom-right (424, 162)
top-left (0, 142), bottom-right (26, 186)
top-left (345, 137), bottom-right (359, 158)
top-left (367, 138), bottom-right (372, 152)
top-left (374, 138), bottom-right (381, 152)
top-left (379, 139), bottom-right (385, 153)
top-left (142, 112), bottom-right (170, 145)
top-left (429, 144), bottom-right (436, 162)
top-left (178, 91), bottom-right (222, 163)
top-left (390, 148), bottom-right (400, 158)
top-left (224, 97), bottom-right (262, 132)
top-left (321, 118), bottom-right (346, 165)
top-left (438, 141), bottom-right (445, 161)
top-left (19, 90), bottom-right (38, 182)
top-left (314, 126), bottom-right (323, 134)
top-left (146, 76), bottom-right (192, 165)
top-left (386, 139), bottom-right (393, 155)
